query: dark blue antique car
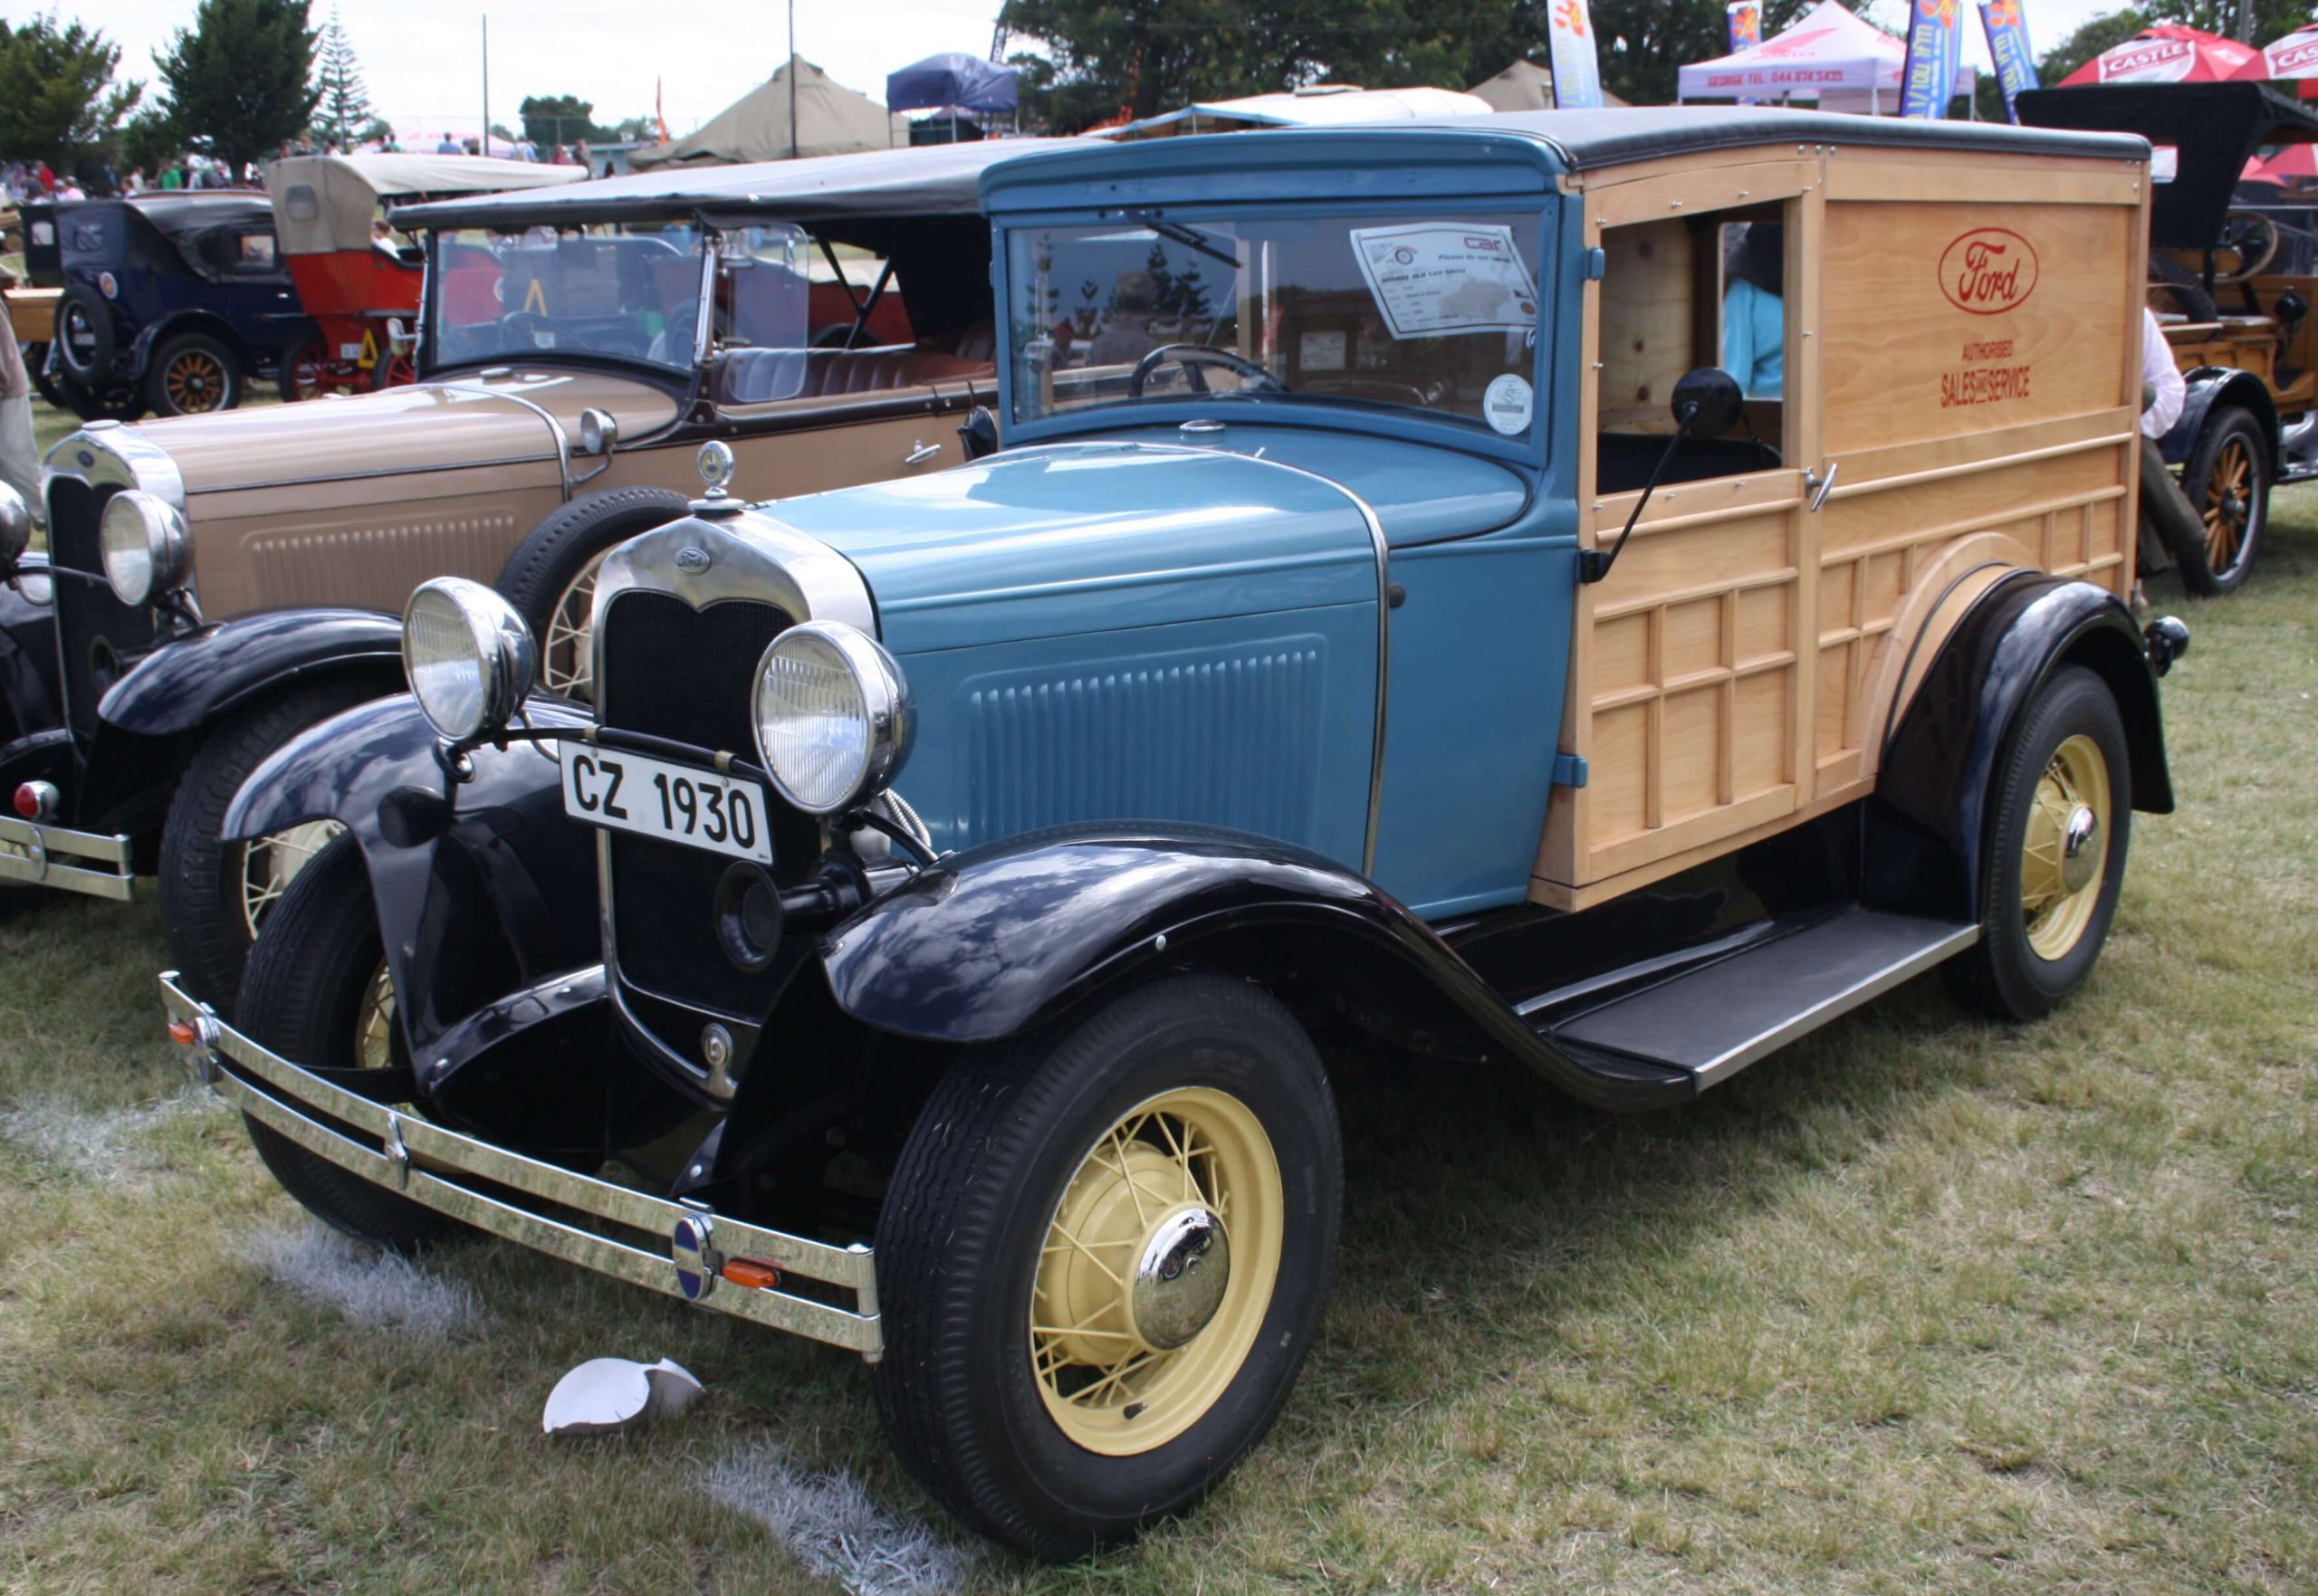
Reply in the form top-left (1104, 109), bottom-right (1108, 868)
top-left (159, 108), bottom-right (2189, 1557)
top-left (41, 193), bottom-right (316, 420)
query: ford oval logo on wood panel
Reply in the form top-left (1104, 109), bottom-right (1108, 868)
top-left (1939, 228), bottom-right (2039, 315)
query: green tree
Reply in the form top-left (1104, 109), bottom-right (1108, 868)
top-left (0, 14), bottom-right (141, 171)
top-left (997, 0), bottom-right (1815, 131)
top-left (120, 106), bottom-right (182, 175)
top-left (154, 0), bottom-right (320, 174)
top-left (519, 93), bottom-right (608, 148)
top-left (308, 4), bottom-right (373, 149)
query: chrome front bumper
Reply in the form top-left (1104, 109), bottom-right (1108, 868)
top-left (0, 815), bottom-right (135, 899)
top-left (158, 971), bottom-right (884, 1359)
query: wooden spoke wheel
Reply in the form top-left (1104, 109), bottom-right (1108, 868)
top-left (148, 332), bottom-right (240, 416)
top-left (2177, 406), bottom-right (2267, 595)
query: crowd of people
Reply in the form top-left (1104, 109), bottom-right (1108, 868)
top-left (3, 132), bottom-right (616, 205)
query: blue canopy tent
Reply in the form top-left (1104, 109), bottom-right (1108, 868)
top-left (886, 53), bottom-right (1020, 141)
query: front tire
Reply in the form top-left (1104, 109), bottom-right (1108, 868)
top-left (2174, 406), bottom-right (2266, 594)
top-left (873, 973), bottom-right (1342, 1559)
top-left (238, 831), bottom-right (451, 1248)
top-left (494, 485), bottom-right (691, 702)
top-left (147, 330), bottom-right (241, 416)
top-left (1947, 665), bottom-right (2131, 1022)
top-left (158, 677), bottom-right (383, 1015)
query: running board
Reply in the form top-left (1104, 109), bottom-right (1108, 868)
top-left (1541, 909), bottom-right (1977, 1091)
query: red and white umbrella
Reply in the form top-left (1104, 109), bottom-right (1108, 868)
top-left (2228, 24), bottom-right (2318, 99)
top-left (2244, 144), bottom-right (2318, 185)
top-left (2058, 24), bottom-right (2262, 85)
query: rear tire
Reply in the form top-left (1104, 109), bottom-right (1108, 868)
top-left (494, 486), bottom-right (691, 702)
top-left (1946, 665), bottom-right (2131, 1022)
top-left (53, 285), bottom-right (113, 385)
top-left (147, 330), bottom-right (241, 416)
top-left (278, 335), bottom-right (340, 402)
top-left (239, 832), bottom-right (452, 1249)
top-left (872, 973), bottom-right (1342, 1559)
top-left (158, 677), bottom-right (383, 1016)
top-left (2173, 406), bottom-right (2266, 594)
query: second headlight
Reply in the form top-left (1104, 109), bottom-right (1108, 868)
top-left (100, 490), bottom-right (189, 606)
top-left (751, 621), bottom-right (913, 816)
top-left (403, 577), bottom-right (538, 741)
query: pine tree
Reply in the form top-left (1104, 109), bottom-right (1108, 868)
top-left (154, 0), bottom-right (321, 175)
top-left (309, 6), bottom-right (373, 150)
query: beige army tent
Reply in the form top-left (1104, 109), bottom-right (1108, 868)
top-left (1468, 58), bottom-right (1631, 110)
top-left (629, 58), bottom-right (905, 168)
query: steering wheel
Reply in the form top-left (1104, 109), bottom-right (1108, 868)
top-left (2215, 210), bottom-right (2282, 285)
top-left (498, 310), bottom-right (586, 349)
top-left (1126, 343), bottom-right (1284, 399)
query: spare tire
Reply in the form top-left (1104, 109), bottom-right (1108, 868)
top-left (2148, 257), bottom-right (2217, 324)
top-left (494, 484), bottom-right (693, 702)
top-left (53, 284), bottom-right (114, 384)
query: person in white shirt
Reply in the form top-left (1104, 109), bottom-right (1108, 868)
top-left (2141, 309), bottom-right (2186, 439)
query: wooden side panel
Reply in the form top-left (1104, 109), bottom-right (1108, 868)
top-left (1596, 219), bottom-right (1696, 431)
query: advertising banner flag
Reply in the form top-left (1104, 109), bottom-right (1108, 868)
top-left (1900, 0), bottom-right (1964, 118)
top-left (1547, 0), bottom-right (1606, 109)
top-left (1727, 1), bottom-right (1762, 50)
top-left (1977, 0), bottom-right (2039, 122)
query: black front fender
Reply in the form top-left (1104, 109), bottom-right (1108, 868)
top-left (99, 607), bottom-right (405, 738)
top-left (818, 825), bottom-right (1692, 1112)
top-left (225, 692), bottom-right (602, 1067)
top-left (1870, 574), bottom-right (2175, 923)
top-left (2161, 367), bottom-right (2276, 467)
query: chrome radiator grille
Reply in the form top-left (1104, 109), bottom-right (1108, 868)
top-left (596, 588), bottom-right (812, 1018)
top-left (44, 474), bottom-right (156, 735)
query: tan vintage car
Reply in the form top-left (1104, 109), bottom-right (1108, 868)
top-left (0, 138), bottom-right (1053, 1008)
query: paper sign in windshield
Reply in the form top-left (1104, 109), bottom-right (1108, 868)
top-left (1350, 224), bottom-right (1540, 339)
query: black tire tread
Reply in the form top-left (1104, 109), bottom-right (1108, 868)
top-left (158, 676), bottom-right (384, 1016)
top-left (237, 832), bottom-right (451, 1248)
top-left (494, 485), bottom-right (692, 638)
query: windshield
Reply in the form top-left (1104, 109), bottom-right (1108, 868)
top-left (1006, 208), bottom-right (1547, 439)
top-left (427, 222), bottom-right (811, 373)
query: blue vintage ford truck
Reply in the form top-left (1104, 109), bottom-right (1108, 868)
top-left (154, 108), bottom-right (2188, 1557)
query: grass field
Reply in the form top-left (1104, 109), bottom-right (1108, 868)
top-left (1, 409), bottom-right (2314, 1591)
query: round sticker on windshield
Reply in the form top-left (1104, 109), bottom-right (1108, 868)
top-left (1484, 374), bottom-right (1534, 435)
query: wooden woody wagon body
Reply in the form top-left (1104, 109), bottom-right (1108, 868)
top-left (178, 108), bottom-right (2190, 1560)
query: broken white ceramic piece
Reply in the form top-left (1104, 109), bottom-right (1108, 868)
top-left (542, 1356), bottom-right (704, 1436)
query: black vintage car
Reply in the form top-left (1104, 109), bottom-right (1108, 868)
top-left (34, 192), bottom-right (319, 421)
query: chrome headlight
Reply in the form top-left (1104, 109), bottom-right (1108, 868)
top-left (99, 490), bottom-right (189, 605)
top-left (0, 481), bottom-right (30, 568)
top-left (751, 621), bottom-right (912, 816)
top-left (403, 578), bottom-right (537, 741)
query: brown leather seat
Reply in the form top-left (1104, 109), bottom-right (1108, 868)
top-left (715, 325), bottom-right (996, 406)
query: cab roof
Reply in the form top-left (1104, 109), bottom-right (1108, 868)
top-left (981, 106), bottom-right (2146, 210)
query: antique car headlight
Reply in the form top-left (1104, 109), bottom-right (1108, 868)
top-left (403, 578), bottom-right (538, 742)
top-left (0, 481), bottom-right (30, 568)
top-left (751, 621), bottom-right (913, 815)
top-left (99, 490), bottom-right (190, 605)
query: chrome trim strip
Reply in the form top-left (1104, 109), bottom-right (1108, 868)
top-left (438, 381), bottom-right (573, 500)
top-left (0, 815), bottom-right (136, 899)
top-left (1688, 923), bottom-right (1979, 1089)
top-left (159, 971), bottom-right (883, 1358)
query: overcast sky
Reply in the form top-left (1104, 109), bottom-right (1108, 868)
top-left (81, 0), bottom-right (2139, 141)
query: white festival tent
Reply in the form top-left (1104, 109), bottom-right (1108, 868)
top-left (1676, 0), bottom-right (1973, 114)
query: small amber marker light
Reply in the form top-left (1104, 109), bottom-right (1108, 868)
top-left (167, 1019), bottom-right (199, 1045)
top-left (721, 1257), bottom-right (781, 1290)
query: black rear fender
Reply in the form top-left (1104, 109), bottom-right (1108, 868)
top-left (224, 692), bottom-right (602, 1066)
top-left (1869, 574), bottom-right (2175, 923)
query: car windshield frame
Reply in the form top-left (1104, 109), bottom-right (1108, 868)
top-left (416, 219), bottom-right (826, 384)
top-left (994, 196), bottom-right (1556, 459)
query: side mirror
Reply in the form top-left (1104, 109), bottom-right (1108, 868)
top-left (1671, 367), bottom-right (1744, 437)
top-left (1580, 367), bottom-right (1747, 585)
top-left (958, 405), bottom-right (1000, 462)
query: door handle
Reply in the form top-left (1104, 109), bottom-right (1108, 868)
top-left (1806, 461), bottom-right (1839, 512)
top-left (905, 440), bottom-right (943, 465)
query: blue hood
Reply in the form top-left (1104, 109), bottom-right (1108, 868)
top-left (757, 442), bottom-right (1383, 654)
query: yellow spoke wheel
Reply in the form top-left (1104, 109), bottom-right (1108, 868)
top-left (356, 960), bottom-right (398, 1071)
top-left (540, 549), bottom-right (609, 701)
top-left (1030, 1086), bottom-right (1284, 1456)
top-left (241, 819), bottom-right (347, 939)
top-left (2018, 732), bottom-right (2111, 963)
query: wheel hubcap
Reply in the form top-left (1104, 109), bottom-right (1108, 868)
top-left (2020, 733), bottom-right (2112, 962)
top-left (1030, 1086), bottom-right (1282, 1456)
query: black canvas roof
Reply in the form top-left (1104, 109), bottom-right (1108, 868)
top-left (390, 137), bottom-right (1085, 233)
top-left (2018, 81), bottom-right (2318, 248)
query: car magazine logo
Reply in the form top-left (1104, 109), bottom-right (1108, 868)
top-left (1938, 227), bottom-right (2038, 315)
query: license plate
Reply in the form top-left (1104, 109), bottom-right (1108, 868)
top-left (561, 748), bottom-right (772, 864)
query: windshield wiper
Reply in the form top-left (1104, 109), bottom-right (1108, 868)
top-left (1123, 209), bottom-right (1240, 271)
